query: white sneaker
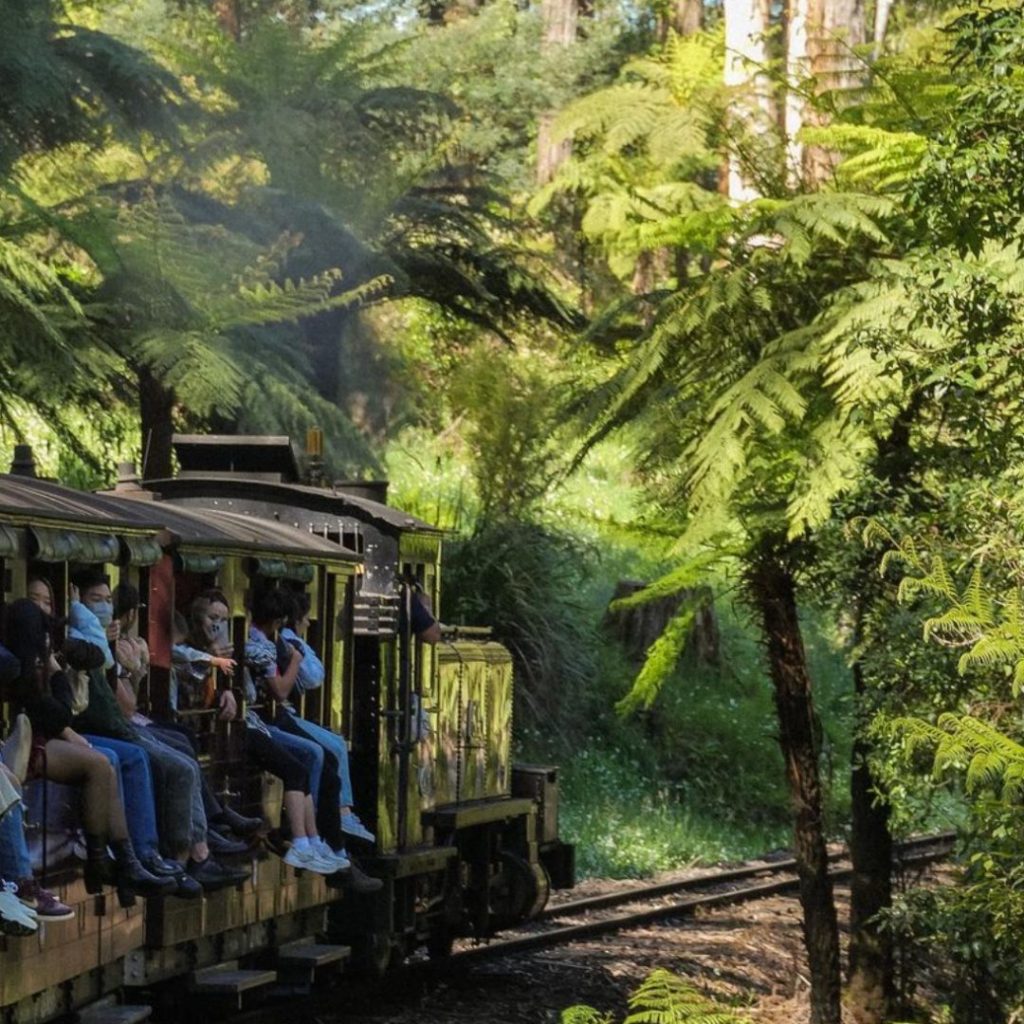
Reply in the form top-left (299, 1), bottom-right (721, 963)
top-left (0, 881), bottom-right (38, 936)
top-left (340, 813), bottom-right (376, 845)
top-left (283, 845), bottom-right (338, 875)
top-left (312, 838), bottom-right (351, 873)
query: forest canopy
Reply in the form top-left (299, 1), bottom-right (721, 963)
top-left (4, 1), bottom-right (1024, 1022)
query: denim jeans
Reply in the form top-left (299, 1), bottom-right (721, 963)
top-left (132, 729), bottom-right (207, 851)
top-left (267, 726), bottom-right (324, 802)
top-left (283, 713), bottom-right (354, 808)
top-left (0, 801), bottom-right (32, 879)
top-left (86, 736), bottom-right (161, 860)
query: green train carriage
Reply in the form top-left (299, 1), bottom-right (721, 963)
top-left (140, 434), bottom-right (574, 965)
top-left (0, 434), bottom-right (574, 1023)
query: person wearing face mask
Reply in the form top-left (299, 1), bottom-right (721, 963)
top-left (2, 598), bottom-right (172, 906)
top-left (26, 579), bottom-right (195, 898)
top-left (67, 571), bottom-right (248, 892)
top-left (111, 587), bottom-right (257, 852)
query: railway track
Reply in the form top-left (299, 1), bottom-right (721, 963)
top-left (450, 831), bottom-right (956, 964)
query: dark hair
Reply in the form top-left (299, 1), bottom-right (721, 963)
top-left (250, 588), bottom-right (290, 626)
top-left (2, 598), bottom-right (51, 683)
top-left (71, 568), bottom-right (110, 594)
top-left (63, 637), bottom-right (105, 672)
top-left (113, 581), bottom-right (140, 620)
top-left (173, 611), bottom-right (189, 639)
top-left (286, 592), bottom-right (311, 629)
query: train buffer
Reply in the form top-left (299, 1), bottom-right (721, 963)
top-left (274, 941), bottom-right (351, 992)
top-left (188, 962), bottom-right (278, 1010)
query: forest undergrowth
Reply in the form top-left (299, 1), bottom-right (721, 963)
top-left (390, 435), bottom-right (853, 879)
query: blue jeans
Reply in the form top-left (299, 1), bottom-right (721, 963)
top-left (267, 726), bottom-right (324, 803)
top-left (284, 714), bottom-right (354, 807)
top-left (86, 736), bottom-right (161, 860)
top-left (132, 729), bottom-right (207, 850)
top-left (0, 802), bottom-right (32, 880)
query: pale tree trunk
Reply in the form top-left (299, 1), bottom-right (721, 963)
top-left (724, 0), bottom-right (774, 200)
top-left (787, 0), bottom-right (868, 185)
top-left (536, 0), bottom-right (578, 185)
top-left (872, 0), bottom-right (893, 58)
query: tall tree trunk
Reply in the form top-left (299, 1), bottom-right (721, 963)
top-left (748, 542), bottom-right (841, 1024)
top-left (536, 0), bottom-right (578, 185)
top-left (724, 0), bottom-right (773, 200)
top-left (844, 400), bottom-right (921, 1023)
top-left (872, 0), bottom-right (892, 58)
top-left (847, 658), bottom-right (894, 1024)
top-left (656, 0), bottom-right (702, 43)
top-left (138, 364), bottom-right (175, 481)
top-left (787, 0), bottom-right (868, 185)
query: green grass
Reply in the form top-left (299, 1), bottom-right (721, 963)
top-left (559, 745), bottom-right (791, 878)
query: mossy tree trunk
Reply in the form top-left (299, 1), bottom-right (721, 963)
top-left (138, 364), bottom-right (175, 480)
top-left (747, 539), bottom-right (841, 1024)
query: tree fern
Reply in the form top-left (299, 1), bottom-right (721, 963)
top-left (561, 970), bottom-right (751, 1024)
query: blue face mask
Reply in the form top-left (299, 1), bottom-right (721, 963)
top-left (89, 601), bottom-right (114, 627)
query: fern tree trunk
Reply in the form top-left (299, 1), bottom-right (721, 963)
top-left (845, 403), bottom-right (920, 1024)
top-left (747, 539), bottom-right (841, 1024)
top-left (847, 656), bottom-right (894, 1024)
top-left (138, 364), bottom-right (175, 480)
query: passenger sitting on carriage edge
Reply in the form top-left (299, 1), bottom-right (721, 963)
top-left (2, 598), bottom-right (171, 906)
top-left (0, 764), bottom-right (40, 936)
top-left (112, 588), bottom-right (256, 855)
top-left (241, 590), bottom-right (356, 878)
top-left (27, 578), bottom-right (195, 896)
top-left (68, 571), bottom-right (247, 892)
top-left (279, 592), bottom-right (374, 844)
top-left (171, 611), bottom-right (235, 713)
top-left (247, 590), bottom-right (382, 893)
top-left (0, 639), bottom-right (75, 924)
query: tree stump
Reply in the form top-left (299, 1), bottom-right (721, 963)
top-left (602, 579), bottom-right (720, 665)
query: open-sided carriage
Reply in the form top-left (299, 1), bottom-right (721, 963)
top-left (0, 435), bottom-right (573, 1024)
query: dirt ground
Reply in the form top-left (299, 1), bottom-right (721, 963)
top-left (291, 875), bottom-right (854, 1024)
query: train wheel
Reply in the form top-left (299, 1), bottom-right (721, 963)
top-left (492, 850), bottom-right (545, 928)
top-left (426, 925), bottom-right (454, 961)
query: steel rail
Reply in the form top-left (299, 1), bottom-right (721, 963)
top-left (537, 830), bottom-right (955, 922)
top-left (450, 833), bottom-right (956, 964)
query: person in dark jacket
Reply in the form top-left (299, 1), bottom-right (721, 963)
top-left (1, 599), bottom-right (169, 905)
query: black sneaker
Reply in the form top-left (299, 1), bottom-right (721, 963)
top-left (346, 859), bottom-right (383, 895)
top-left (207, 829), bottom-right (251, 857)
top-left (213, 807), bottom-right (264, 838)
top-left (187, 857), bottom-right (250, 892)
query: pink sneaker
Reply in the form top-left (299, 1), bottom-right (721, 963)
top-left (17, 879), bottom-right (75, 922)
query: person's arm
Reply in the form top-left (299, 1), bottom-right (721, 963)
top-left (116, 676), bottom-right (137, 718)
top-left (266, 646), bottom-right (303, 701)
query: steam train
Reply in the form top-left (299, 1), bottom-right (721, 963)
top-left (0, 434), bottom-right (574, 1024)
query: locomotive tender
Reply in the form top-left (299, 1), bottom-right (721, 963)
top-left (0, 434), bottom-right (574, 1024)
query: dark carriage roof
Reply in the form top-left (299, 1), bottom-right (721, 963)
top-left (144, 475), bottom-right (442, 536)
top-left (0, 474), bottom-right (160, 531)
top-left (0, 475), bottom-right (357, 561)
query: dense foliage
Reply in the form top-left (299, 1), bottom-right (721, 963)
top-left (7, 0), bottom-right (1024, 1020)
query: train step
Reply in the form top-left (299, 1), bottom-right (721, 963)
top-left (274, 941), bottom-right (350, 992)
top-left (276, 941), bottom-right (350, 969)
top-left (78, 1001), bottom-right (152, 1024)
top-left (189, 962), bottom-right (277, 1009)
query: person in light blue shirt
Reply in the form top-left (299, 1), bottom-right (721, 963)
top-left (277, 592), bottom-right (373, 844)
